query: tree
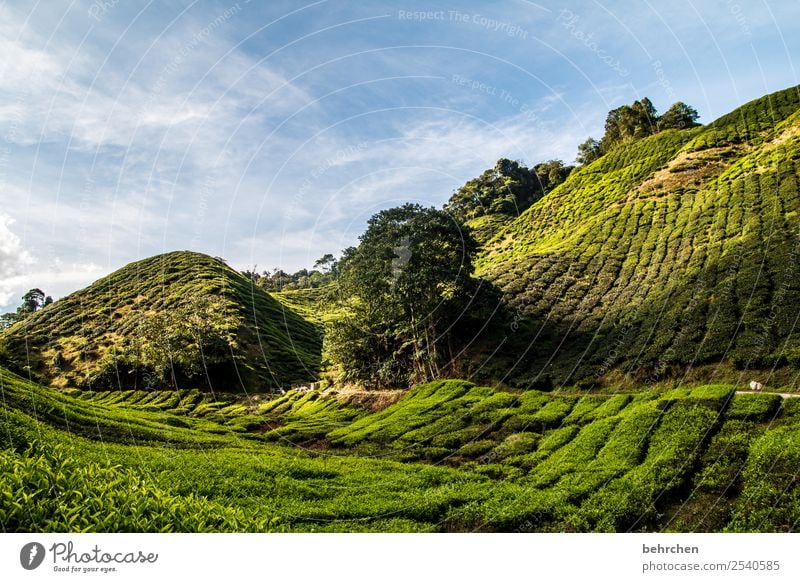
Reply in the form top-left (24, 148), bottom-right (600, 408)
top-left (576, 137), bottom-right (603, 165)
top-left (314, 254), bottom-right (337, 274)
top-left (658, 102), bottom-right (700, 130)
top-left (533, 159), bottom-right (573, 190)
top-left (600, 98), bottom-right (659, 151)
top-left (631, 97), bottom-right (658, 138)
top-left (0, 312), bottom-right (19, 331)
top-left (19, 289), bottom-right (51, 314)
top-left (596, 97), bottom-right (700, 153)
top-left (327, 204), bottom-right (481, 387)
top-left (122, 295), bottom-right (234, 389)
top-left (444, 158), bottom-right (572, 224)
top-left (0, 288), bottom-right (53, 330)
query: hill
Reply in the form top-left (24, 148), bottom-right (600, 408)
top-left (0, 251), bottom-right (322, 392)
top-left (477, 85), bottom-right (800, 387)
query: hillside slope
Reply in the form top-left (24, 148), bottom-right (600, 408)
top-left (0, 251), bottom-right (322, 391)
top-left (479, 85), bottom-right (800, 386)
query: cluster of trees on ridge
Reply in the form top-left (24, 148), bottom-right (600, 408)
top-left (444, 158), bottom-right (573, 224)
top-left (0, 288), bottom-right (52, 330)
top-left (577, 98), bottom-right (700, 164)
top-left (243, 254), bottom-right (338, 292)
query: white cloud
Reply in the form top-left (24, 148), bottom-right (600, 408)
top-left (0, 214), bottom-right (33, 308)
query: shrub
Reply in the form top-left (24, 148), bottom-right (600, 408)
top-left (494, 433), bottom-right (540, 460)
top-left (0, 444), bottom-right (274, 532)
top-left (728, 425), bottom-right (800, 531)
top-left (529, 399), bottom-right (576, 430)
top-left (563, 396), bottom-right (606, 424)
top-left (456, 440), bottom-right (497, 459)
top-left (694, 420), bottom-right (759, 493)
top-left (726, 394), bottom-right (782, 421)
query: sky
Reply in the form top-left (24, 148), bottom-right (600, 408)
top-left (0, 0), bottom-right (798, 310)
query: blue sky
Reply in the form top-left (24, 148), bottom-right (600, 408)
top-left (1, 0), bottom-right (798, 309)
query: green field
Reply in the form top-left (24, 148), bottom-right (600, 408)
top-left (2, 367), bottom-right (798, 532)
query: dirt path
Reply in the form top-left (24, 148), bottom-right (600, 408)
top-left (736, 391), bottom-right (800, 399)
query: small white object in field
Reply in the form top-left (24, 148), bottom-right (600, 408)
top-left (749, 380), bottom-right (763, 391)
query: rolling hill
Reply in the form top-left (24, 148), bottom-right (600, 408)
top-left (0, 251), bottom-right (322, 392)
top-left (478, 85), bottom-right (800, 387)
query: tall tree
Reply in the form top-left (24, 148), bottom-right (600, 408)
top-left (533, 159), bottom-right (573, 190)
top-left (658, 102), bottom-right (700, 130)
top-left (19, 289), bottom-right (50, 314)
top-left (576, 137), bottom-right (603, 165)
top-left (328, 204), bottom-right (481, 387)
top-left (314, 253), bottom-right (337, 274)
top-left (631, 97), bottom-right (659, 138)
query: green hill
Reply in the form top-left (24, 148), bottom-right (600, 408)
top-left (478, 85), bottom-right (800, 386)
top-left (0, 251), bottom-right (322, 392)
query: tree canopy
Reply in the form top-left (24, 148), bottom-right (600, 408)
top-left (327, 203), bottom-right (489, 387)
top-left (577, 98), bottom-right (701, 164)
top-left (444, 158), bottom-right (572, 224)
top-left (0, 288), bottom-right (53, 330)
top-left (243, 254), bottom-right (338, 292)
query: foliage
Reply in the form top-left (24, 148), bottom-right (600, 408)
top-left (726, 393), bottom-right (782, 421)
top-left (728, 425), bottom-right (800, 531)
top-left (579, 97), bottom-right (700, 160)
top-left (326, 204), bottom-right (497, 387)
top-left (243, 254), bottom-right (338, 292)
top-left (0, 288), bottom-right (53, 330)
top-left (0, 444), bottom-right (262, 532)
top-left (3, 366), bottom-right (800, 532)
top-left (576, 137), bottom-right (602, 165)
top-left (600, 97), bottom-right (660, 151)
top-left (444, 158), bottom-right (572, 225)
top-left (658, 102), bottom-right (700, 131)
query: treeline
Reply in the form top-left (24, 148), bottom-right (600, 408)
top-left (243, 254), bottom-right (338, 292)
top-left (444, 158), bottom-right (573, 224)
top-left (577, 98), bottom-right (699, 164)
top-left (0, 289), bottom-right (52, 330)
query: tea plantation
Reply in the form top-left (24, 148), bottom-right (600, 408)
top-left (2, 367), bottom-right (798, 532)
top-left (479, 85), bottom-right (800, 385)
